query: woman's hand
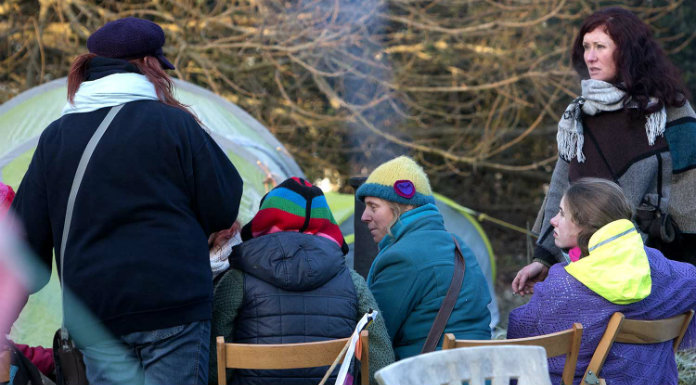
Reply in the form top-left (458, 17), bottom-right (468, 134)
top-left (209, 221), bottom-right (241, 250)
top-left (511, 261), bottom-right (549, 296)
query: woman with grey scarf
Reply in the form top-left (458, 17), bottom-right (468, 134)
top-left (512, 7), bottom-right (696, 295)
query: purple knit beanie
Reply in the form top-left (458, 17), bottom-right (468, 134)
top-left (87, 17), bottom-right (175, 70)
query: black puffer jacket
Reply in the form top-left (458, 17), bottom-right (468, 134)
top-left (231, 232), bottom-right (358, 385)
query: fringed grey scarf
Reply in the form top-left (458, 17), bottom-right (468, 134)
top-left (557, 79), bottom-right (666, 162)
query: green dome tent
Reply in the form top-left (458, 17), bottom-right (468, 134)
top-left (1, 78), bottom-right (498, 347)
top-left (1, 77), bottom-right (303, 347)
top-left (0, 77), bottom-right (303, 211)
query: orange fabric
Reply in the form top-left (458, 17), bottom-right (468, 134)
top-left (0, 350), bottom-right (10, 383)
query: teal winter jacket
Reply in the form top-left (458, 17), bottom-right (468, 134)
top-left (367, 203), bottom-right (491, 359)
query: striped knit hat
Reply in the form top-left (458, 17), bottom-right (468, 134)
top-left (0, 182), bottom-right (15, 217)
top-left (356, 156), bottom-right (434, 207)
top-left (241, 177), bottom-right (349, 255)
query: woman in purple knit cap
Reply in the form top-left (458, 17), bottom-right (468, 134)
top-left (508, 178), bottom-right (696, 385)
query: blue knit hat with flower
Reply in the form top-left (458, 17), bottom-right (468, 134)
top-left (356, 156), bottom-right (435, 207)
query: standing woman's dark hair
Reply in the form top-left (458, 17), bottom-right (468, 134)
top-left (563, 178), bottom-right (634, 257)
top-left (570, 7), bottom-right (689, 113)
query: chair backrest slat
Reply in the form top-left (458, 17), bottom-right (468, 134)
top-left (443, 323), bottom-right (583, 385)
top-left (615, 314), bottom-right (691, 346)
top-left (216, 331), bottom-right (369, 385)
top-left (224, 338), bottom-right (348, 369)
top-left (0, 350), bottom-right (10, 383)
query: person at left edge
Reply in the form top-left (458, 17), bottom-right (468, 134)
top-left (10, 17), bottom-right (243, 385)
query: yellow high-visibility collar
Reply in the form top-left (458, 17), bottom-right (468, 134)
top-left (565, 219), bottom-right (651, 304)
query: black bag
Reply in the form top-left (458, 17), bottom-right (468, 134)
top-left (52, 330), bottom-right (88, 385)
top-left (634, 205), bottom-right (696, 264)
top-left (634, 205), bottom-right (678, 244)
top-left (632, 153), bottom-right (690, 261)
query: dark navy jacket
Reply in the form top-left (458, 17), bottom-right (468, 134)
top-left (230, 232), bottom-right (358, 385)
top-left (11, 100), bottom-right (242, 343)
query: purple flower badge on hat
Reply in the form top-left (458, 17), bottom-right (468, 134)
top-left (394, 180), bottom-right (415, 199)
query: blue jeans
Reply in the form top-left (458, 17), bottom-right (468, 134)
top-left (80, 320), bottom-right (210, 385)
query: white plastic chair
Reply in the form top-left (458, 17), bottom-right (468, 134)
top-left (375, 345), bottom-right (552, 385)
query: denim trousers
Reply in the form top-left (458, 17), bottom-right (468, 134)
top-left (79, 320), bottom-right (210, 385)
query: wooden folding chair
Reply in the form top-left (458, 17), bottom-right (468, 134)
top-left (216, 330), bottom-right (369, 385)
top-left (0, 349), bottom-right (10, 383)
top-left (580, 310), bottom-right (694, 385)
top-left (442, 323), bottom-right (583, 385)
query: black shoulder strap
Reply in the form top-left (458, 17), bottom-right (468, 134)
top-left (421, 235), bottom-right (466, 353)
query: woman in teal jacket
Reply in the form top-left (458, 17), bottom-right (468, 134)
top-left (357, 156), bottom-right (491, 359)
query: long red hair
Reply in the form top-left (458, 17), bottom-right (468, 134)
top-left (67, 54), bottom-right (197, 120)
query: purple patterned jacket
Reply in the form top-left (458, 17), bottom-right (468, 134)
top-left (508, 247), bottom-right (696, 385)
